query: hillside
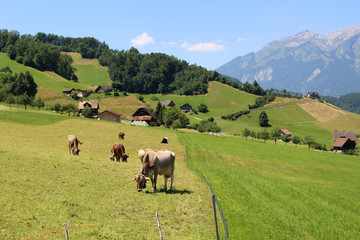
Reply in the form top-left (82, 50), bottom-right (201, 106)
top-left (216, 25), bottom-right (360, 97)
top-left (322, 93), bottom-right (360, 114)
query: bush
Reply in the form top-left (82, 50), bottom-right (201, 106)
top-left (151, 96), bottom-right (159, 101)
top-left (138, 95), bottom-right (144, 101)
top-left (114, 92), bottom-right (119, 97)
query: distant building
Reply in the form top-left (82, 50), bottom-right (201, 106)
top-left (332, 130), bottom-right (356, 153)
top-left (129, 107), bottom-right (157, 126)
top-left (78, 100), bottom-right (99, 116)
top-left (305, 92), bottom-right (320, 99)
top-left (62, 88), bottom-right (75, 96)
top-left (95, 85), bottom-right (113, 94)
top-left (159, 100), bottom-right (175, 107)
top-left (77, 89), bottom-right (88, 98)
top-left (280, 129), bottom-right (292, 137)
top-left (180, 103), bottom-right (194, 114)
top-left (99, 110), bottom-right (122, 123)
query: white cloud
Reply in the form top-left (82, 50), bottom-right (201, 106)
top-left (131, 32), bottom-right (155, 46)
top-left (161, 41), bottom-right (177, 46)
top-left (237, 37), bottom-right (245, 42)
top-left (181, 42), bottom-right (225, 51)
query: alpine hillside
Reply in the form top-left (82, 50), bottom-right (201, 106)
top-left (216, 25), bottom-right (360, 97)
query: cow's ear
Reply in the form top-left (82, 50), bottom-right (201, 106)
top-left (131, 177), bottom-right (136, 181)
top-left (145, 177), bottom-right (151, 181)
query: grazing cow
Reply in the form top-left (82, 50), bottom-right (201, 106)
top-left (161, 137), bottom-right (168, 144)
top-left (138, 148), bottom-right (152, 164)
top-left (132, 150), bottom-right (175, 192)
top-left (110, 143), bottom-right (129, 162)
top-left (67, 135), bottom-right (82, 155)
top-left (118, 132), bottom-right (125, 140)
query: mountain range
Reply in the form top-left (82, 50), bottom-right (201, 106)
top-left (216, 25), bottom-right (360, 97)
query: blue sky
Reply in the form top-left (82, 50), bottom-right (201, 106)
top-left (1, 0), bottom-right (359, 70)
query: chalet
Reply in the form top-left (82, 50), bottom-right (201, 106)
top-left (62, 88), bottom-right (75, 96)
top-left (332, 130), bottom-right (356, 153)
top-left (159, 100), bottom-right (175, 107)
top-left (305, 92), bottom-right (320, 99)
top-left (129, 107), bottom-right (157, 126)
top-left (78, 100), bottom-right (99, 117)
top-left (180, 103), bottom-right (194, 114)
top-left (280, 129), bottom-right (292, 137)
top-left (95, 85), bottom-right (113, 94)
top-left (77, 89), bottom-right (88, 98)
top-left (99, 110), bottom-right (122, 123)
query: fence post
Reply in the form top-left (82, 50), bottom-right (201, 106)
top-left (155, 212), bottom-right (163, 240)
top-left (64, 223), bottom-right (69, 240)
top-left (212, 194), bottom-right (219, 240)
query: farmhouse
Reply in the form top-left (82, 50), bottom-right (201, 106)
top-left (332, 130), bottom-right (356, 153)
top-left (129, 107), bottom-right (157, 126)
top-left (99, 110), bottom-right (122, 123)
top-left (159, 100), bottom-right (175, 107)
top-left (95, 85), bottom-right (113, 94)
top-left (280, 129), bottom-right (292, 137)
top-left (305, 92), bottom-right (320, 99)
top-left (62, 88), bottom-right (75, 96)
top-left (77, 89), bottom-right (88, 98)
top-left (180, 103), bottom-right (194, 114)
top-left (78, 100), bottom-right (99, 117)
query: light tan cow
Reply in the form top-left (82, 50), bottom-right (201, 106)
top-left (67, 135), bottom-right (82, 155)
top-left (132, 149), bottom-right (175, 192)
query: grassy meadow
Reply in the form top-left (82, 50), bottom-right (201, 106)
top-left (179, 131), bottom-right (360, 239)
top-left (0, 109), bottom-right (215, 240)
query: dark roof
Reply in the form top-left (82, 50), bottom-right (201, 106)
top-left (95, 85), bottom-right (113, 91)
top-left (131, 107), bottom-right (157, 119)
top-left (333, 131), bottom-right (356, 142)
top-left (180, 103), bottom-right (193, 108)
top-left (332, 138), bottom-right (352, 148)
top-left (62, 88), bottom-right (75, 93)
top-left (159, 100), bottom-right (175, 106)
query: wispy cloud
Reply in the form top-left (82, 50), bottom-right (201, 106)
top-left (161, 41), bottom-right (177, 46)
top-left (130, 32), bottom-right (154, 46)
top-left (237, 37), bottom-right (246, 42)
top-left (181, 42), bottom-right (225, 51)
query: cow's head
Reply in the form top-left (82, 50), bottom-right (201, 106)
top-left (109, 155), bottom-right (114, 161)
top-left (72, 148), bottom-right (80, 155)
top-left (122, 154), bottom-right (129, 162)
top-left (132, 173), bottom-right (150, 192)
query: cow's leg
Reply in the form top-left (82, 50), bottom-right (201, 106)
top-left (170, 174), bottom-right (174, 190)
top-left (152, 173), bottom-right (158, 192)
top-left (68, 145), bottom-right (71, 154)
top-left (164, 176), bottom-right (168, 190)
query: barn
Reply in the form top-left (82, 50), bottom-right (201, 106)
top-left (130, 107), bottom-right (157, 126)
top-left (99, 110), bottom-right (122, 123)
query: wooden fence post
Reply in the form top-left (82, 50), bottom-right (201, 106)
top-left (155, 212), bottom-right (163, 240)
top-left (212, 194), bottom-right (219, 240)
top-left (64, 223), bottom-right (69, 240)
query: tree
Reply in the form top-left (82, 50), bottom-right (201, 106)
top-left (81, 106), bottom-right (93, 118)
top-left (33, 97), bottom-right (45, 110)
top-left (291, 135), bottom-right (301, 147)
top-left (282, 135), bottom-right (291, 146)
top-left (259, 111), bottom-right (269, 127)
top-left (18, 94), bottom-right (32, 110)
top-left (271, 128), bottom-right (281, 144)
top-left (163, 107), bottom-right (188, 128)
top-left (171, 119), bottom-right (183, 130)
top-left (54, 103), bottom-right (61, 113)
top-left (198, 103), bottom-right (208, 113)
top-left (6, 94), bottom-right (15, 108)
top-left (250, 130), bottom-right (256, 140)
top-left (242, 128), bottom-right (251, 140)
top-left (208, 117), bottom-right (214, 122)
top-left (302, 135), bottom-right (315, 149)
top-left (261, 129), bottom-right (270, 143)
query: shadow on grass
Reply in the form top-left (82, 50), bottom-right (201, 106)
top-left (144, 189), bottom-right (193, 195)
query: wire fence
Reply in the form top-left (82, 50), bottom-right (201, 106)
top-left (179, 136), bottom-right (229, 240)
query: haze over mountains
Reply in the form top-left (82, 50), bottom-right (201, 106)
top-left (217, 25), bottom-right (360, 97)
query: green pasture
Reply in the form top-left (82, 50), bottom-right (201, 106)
top-left (0, 110), bottom-right (215, 240)
top-left (0, 53), bottom-right (87, 93)
top-left (73, 65), bottom-right (110, 87)
top-left (179, 131), bottom-right (360, 239)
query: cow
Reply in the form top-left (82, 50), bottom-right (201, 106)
top-left (132, 149), bottom-right (175, 192)
top-left (118, 132), bottom-right (125, 140)
top-left (67, 135), bottom-right (82, 155)
top-left (161, 137), bottom-right (168, 144)
top-left (110, 143), bottom-right (129, 162)
top-left (138, 148), bottom-right (152, 164)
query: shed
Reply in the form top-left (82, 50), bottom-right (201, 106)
top-left (130, 107), bottom-right (157, 126)
top-left (332, 137), bottom-right (356, 153)
top-left (180, 103), bottom-right (194, 114)
top-left (280, 129), bottom-right (292, 137)
top-left (95, 85), bottom-right (113, 94)
top-left (77, 89), bottom-right (88, 98)
top-left (78, 100), bottom-right (99, 116)
top-left (62, 88), bottom-right (75, 96)
top-left (159, 100), bottom-right (175, 107)
top-left (99, 110), bottom-right (122, 123)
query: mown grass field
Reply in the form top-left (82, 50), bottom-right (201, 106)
top-left (0, 109), bottom-right (215, 240)
top-left (179, 131), bottom-right (360, 239)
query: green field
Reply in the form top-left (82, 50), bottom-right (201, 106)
top-left (180, 131), bottom-right (360, 239)
top-left (0, 110), bottom-right (215, 239)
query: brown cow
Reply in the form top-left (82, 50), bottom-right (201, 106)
top-left (132, 149), bottom-right (175, 192)
top-left (118, 132), bottom-right (125, 140)
top-left (110, 143), bottom-right (129, 162)
top-left (67, 135), bottom-right (82, 155)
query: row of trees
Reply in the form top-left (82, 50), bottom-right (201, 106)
top-left (0, 30), bottom-right (77, 80)
top-left (241, 128), bottom-right (327, 150)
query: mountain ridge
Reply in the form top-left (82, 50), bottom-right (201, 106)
top-left (217, 25), bottom-right (360, 97)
